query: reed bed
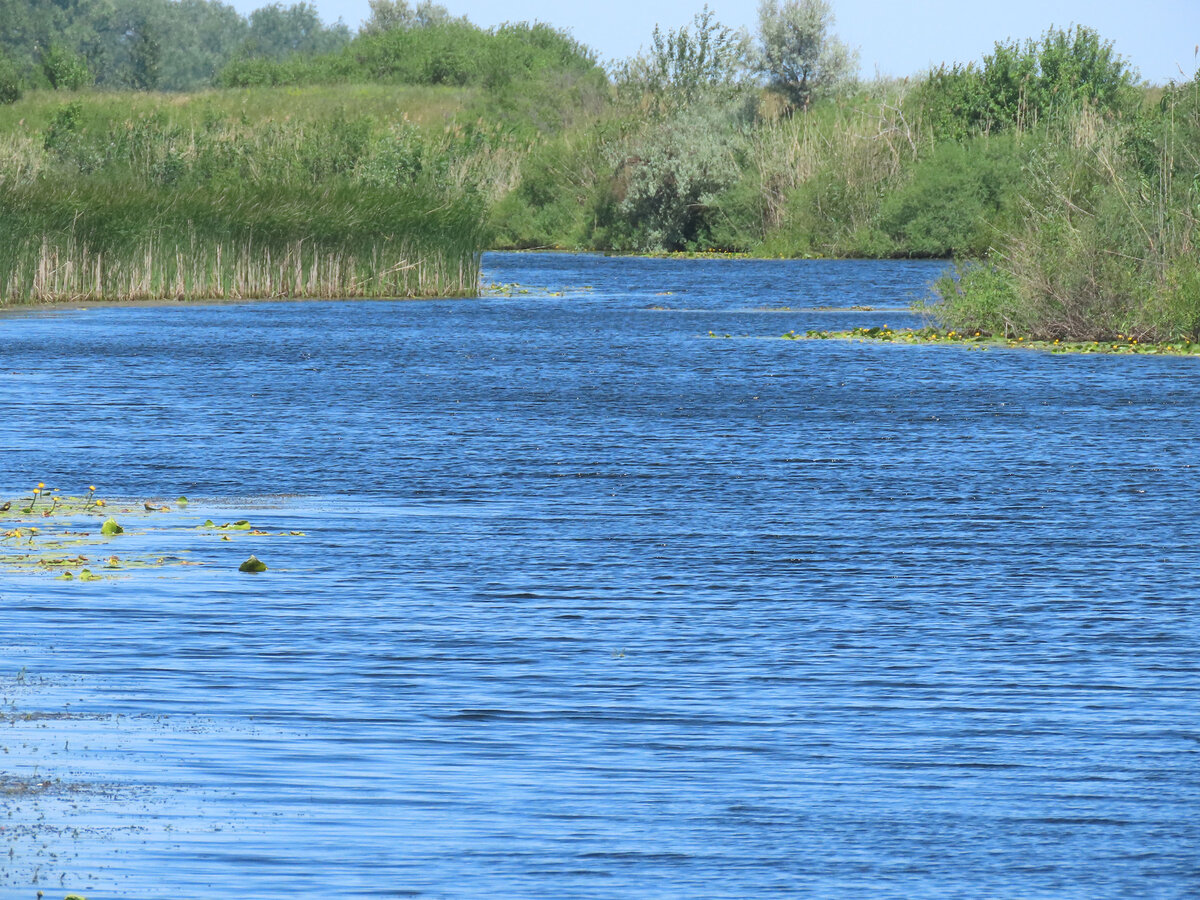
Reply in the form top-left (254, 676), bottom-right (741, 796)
top-left (0, 100), bottom-right (491, 304)
top-left (0, 186), bottom-right (486, 304)
top-left (0, 235), bottom-right (481, 303)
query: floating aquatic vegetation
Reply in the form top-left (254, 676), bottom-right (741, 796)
top-left (238, 555), bottom-right (268, 573)
top-left (484, 282), bottom-right (595, 298)
top-left (0, 483), bottom-right (305, 580)
top-left (795, 326), bottom-right (1200, 355)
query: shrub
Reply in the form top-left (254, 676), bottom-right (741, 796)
top-left (41, 44), bottom-right (91, 91)
top-left (217, 19), bottom-right (602, 93)
top-left (878, 136), bottom-right (1024, 256)
top-left (930, 263), bottom-right (1023, 335)
top-left (0, 51), bottom-right (20, 104)
top-left (601, 106), bottom-right (743, 251)
top-left (909, 26), bottom-right (1138, 137)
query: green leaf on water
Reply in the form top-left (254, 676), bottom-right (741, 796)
top-left (238, 555), bottom-right (267, 573)
top-left (100, 517), bottom-right (124, 536)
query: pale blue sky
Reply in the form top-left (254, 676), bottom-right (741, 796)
top-left (233, 0), bottom-right (1198, 85)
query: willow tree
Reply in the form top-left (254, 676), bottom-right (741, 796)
top-left (756, 0), bottom-right (856, 111)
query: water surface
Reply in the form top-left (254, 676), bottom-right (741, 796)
top-left (2, 253), bottom-right (1198, 898)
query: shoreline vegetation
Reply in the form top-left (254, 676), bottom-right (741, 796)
top-left (793, 326), bottom-right (1200, 356)
top-left (0, 0), bottom-right (1197, 337)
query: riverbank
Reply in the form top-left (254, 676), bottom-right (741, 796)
top-left (0, 87), bottom-right (492, 305)
top-left (796, 326), bottom-right (1200, 356)
top-left (1, 22), bottom-right (1194, 324)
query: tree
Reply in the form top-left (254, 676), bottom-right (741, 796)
top-left (0, 48), bottom-right (20, 103)
top-left (756, 0), bottom-right (856, 112)
top-left (361, 0), bottom-right (457, 34)
top-left (242, 2), bottom-right (349, 58)
top-left (129, 17), bottom-right (160, 88)
top-left (41, 42), bottom-right (91, 89)
top-left (156, 0), bottom-right (249, 90)
top-left (617, 5), bottom-right (751, 110)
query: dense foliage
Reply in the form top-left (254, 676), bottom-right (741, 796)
top-left (0, 90), bottom-right (492, 300)
top-left (1, 1), bottom-right (1195, 337)
top-left (911, 25), bottom-right (1140, 138)
top-left (0, 0), bottom-right (349, 91)
top-left (757, 0), bottom-right (857, 112)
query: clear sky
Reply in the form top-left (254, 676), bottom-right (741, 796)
top-left (231, 0), bottom-right (1198, 85)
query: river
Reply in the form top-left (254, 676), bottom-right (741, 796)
top-left (1, 252), bottom-right (1197, 898)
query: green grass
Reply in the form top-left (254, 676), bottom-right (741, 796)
top-left (0, 83), bottom-right (477, 133)
top-left (0, 181), bottom-right (485, 302)
top-left (0, 86), bottom-right (491, 304)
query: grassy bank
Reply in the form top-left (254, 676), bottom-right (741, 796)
top-left (2, 5), bottom-right (1196, 333)
top-left (0, 85), bottom-right (494, 304)
top-left (929, 76), bottom-right (1200, 342)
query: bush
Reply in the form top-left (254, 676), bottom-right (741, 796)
top-left (0, 51), bottom-right (20, 104)
top-left (216, 19), bottom-right (602, 93)
top-left (909, 26), bottom-right (1137, 137)
top-left (931, 263), bottom-right (1023, 335)
top-left (490, 134), bottom-right (603, 248)
top-left (878, 136), bottom-right (1024, 256)
top-left (600, 107), bottom-right (743, 251)
top-left (41, 44), bottom-right (91, 91)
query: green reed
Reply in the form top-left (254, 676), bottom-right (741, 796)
top-left (0, 90), bottom-right (493, 304)
top-left (0, 182), bottom-right (485, 303)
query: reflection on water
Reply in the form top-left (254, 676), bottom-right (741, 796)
top-left (2, 253), bottom-right (1199, 898)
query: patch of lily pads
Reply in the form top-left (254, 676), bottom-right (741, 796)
top-left (788, 326), bottom-right (1200, 355)
top-left (0, 484), bottom-right (305, 581)
top-left (484, 282), bottom-right (594, 298)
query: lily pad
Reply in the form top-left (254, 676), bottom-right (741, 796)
top-left (238, 555), bottom-right (268, 573)
top-left (100, 517), bottom-right (124, 536)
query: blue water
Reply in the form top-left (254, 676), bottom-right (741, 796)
top-left (2, 253), bottom-right (1198, 899)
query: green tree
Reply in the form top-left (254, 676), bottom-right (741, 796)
top-left (756, 0), bottom-right (856, 112)
top-left (41, 42), bottom-right (91, 89)
top-left (0, 48), bottom-right (20, 103)
top-left (156, 0), bottom-right (249, 90)
top-left (242, 2), bottom-right (349, 58)
top-left (617, 5), bottom-right (750, 110)
top-left (361, 0), bottom-right (457, 34)
top-left (129, 17), bottom-right (161, 88)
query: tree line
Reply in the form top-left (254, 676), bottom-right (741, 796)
top-left (0, 0), bottom-right (351, 92)
top-left (1, 0), bottom-right (1196, 339)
